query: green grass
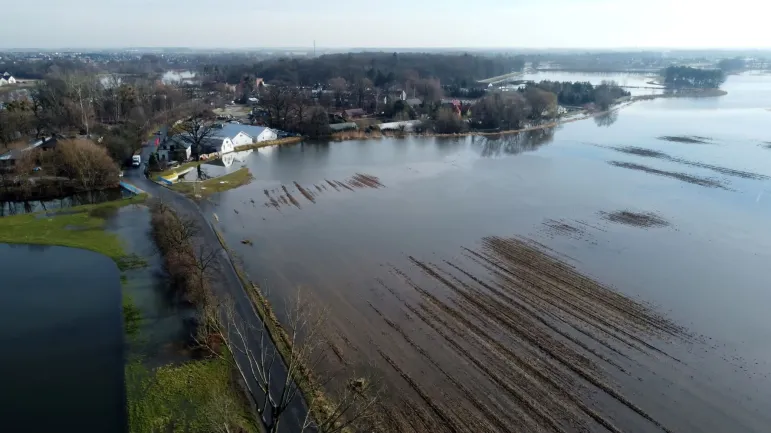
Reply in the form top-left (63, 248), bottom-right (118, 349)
top-left (0, 194), bottom-right (147, 265)
top-left (126, 356), bottom-right (257, 433)
top-left (123, 293), bottom-right (142, 338)
top-left (154, 160), bottom-right (206, 178)
top-left (170, 167), bottom-right (253, 198)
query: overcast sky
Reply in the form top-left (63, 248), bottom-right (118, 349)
top-left (1, 0), bottom-right (768, 49)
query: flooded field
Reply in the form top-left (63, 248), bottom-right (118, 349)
top-left (208, 73), bottom-right (771, 432)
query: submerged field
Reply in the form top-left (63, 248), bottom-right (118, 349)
top-left (205, 73), bottom-right (771, 432)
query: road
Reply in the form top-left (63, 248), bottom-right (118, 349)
top-left (127, 140), bottom-right (307, 432)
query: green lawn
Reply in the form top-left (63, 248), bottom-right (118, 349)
top-left (170, 167), bottom-right (253, 198)
top-left (126, 356), bottom-right (257, 433)
top-left (0, 194), bottom-right (147, 268)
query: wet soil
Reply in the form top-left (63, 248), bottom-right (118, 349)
top-left (359, 236), bottom-right (689, 433)
top-left (598, 211), bottom-right (670, 228)
top-left (657, 135), bottom-right (713, 144)
top-left (261, 173), bottom-right (384, 209)
top-left (607, 146), bottom-right (769, 180)
top-left (607, 161), bottom-right (729, 189)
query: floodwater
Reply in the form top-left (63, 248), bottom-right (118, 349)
top-left (0, 187), bottom-right (128, 216)
top-left (107, 205), bottom-right (197, 362)
top-left (511, 71), bottom-right (665, 96)
top-left (209, 73), bottom-right (771, 432)
top-left (0, 244), bottom-right (125, 433)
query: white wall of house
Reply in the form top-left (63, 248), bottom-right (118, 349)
top-left (257, 129), bottom-right (277, 142)
top-left (231, 132), bottom-right (253, 147)
top-left (7, 76), bottom-right (16, 84)
top-left (0, 78), bottom-right (7, 86)
top-left (220, 138), bottom-right (234, 154)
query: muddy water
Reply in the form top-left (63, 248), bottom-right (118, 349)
top-left (209, 73), bottom-right (771, 432)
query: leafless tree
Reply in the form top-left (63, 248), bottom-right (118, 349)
top-left (200, 289), bottom-right (381, 433)
top-left (176, 106), bottom-right (216, 161)
top-left (327, 77), bottom-right (347, 107)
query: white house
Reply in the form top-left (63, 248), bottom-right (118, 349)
top-left (210, 123), bottom-right (278, 148)
top-left (6, 76), bottom-right (16, 84)
top-left (0, 78), bottom-right (7, 86)
top-left (202, 136), bottom-right (234, 154)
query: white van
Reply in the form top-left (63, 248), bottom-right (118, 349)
top-left (132, 154), bottom-right (141, 167)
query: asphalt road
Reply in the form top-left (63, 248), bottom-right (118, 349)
top-left (126, 139), bottom-right (306, 432)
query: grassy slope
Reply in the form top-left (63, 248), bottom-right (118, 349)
top-left (170, 167), bottom-right (253, 197)
top-left (126, 356), bottom-right (257, 433)
top-left (0, 194), bottom-right (147, 266)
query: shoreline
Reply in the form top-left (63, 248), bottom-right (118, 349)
top-left (328, 89), bottom-right (727, 142)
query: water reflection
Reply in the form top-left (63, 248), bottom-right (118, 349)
top-left (594, 110), bottom-right (619, 127)
top-left (0, 188), bottom-right (128, 216)
top-left (478, 127), bottom-right (556, 157)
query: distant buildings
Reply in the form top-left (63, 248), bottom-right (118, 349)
top-left (0, 72), bottom-right (17, 86)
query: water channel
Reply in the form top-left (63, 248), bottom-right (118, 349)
top-left (204, 72), bottom-right (771, 431)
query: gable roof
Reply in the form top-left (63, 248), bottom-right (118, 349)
top-left (210, 123), bottom-right (270, 141)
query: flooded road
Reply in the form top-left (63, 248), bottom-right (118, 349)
top-left (209, 73), bottom-right (771, 432)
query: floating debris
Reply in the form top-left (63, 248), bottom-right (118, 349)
top-left (240, 239), bottom-right (253, 245)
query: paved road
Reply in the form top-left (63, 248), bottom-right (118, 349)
top-left (127, 140), bottom-right (306, 432)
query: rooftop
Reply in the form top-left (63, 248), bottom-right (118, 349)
top-left (210, 123), bottom-right (270, 140)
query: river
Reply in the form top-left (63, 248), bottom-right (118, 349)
top-left (0, 244), bottom-right (125, 432)
top-left (206, 72), bottom-right (771, 432)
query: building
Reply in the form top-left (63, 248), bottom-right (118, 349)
top-left (209, 123), bottom-right (278, 146)
top-left (201, 136), bottom-right (234, 154)
top-left (405, 98), bottom-right (422, 108)
top-left (0, 78), bottom-right (7, 86)
top-left (157, 138), bottom-right (192, 162)
top-left (0, 137), bottom-right (50, 169)
top-left (382, 90), bottom-right (407, 104)
top-left (329, 122), bottom-right (358, 132)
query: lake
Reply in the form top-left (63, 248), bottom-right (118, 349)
top-left (503, 70), bottom-right (666, 96)
top-left (207, 73), bottom-right (771, 432)
top-left (0, 244), bottom-right (125, 433)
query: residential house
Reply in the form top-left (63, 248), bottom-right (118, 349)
top-left (157, 137), bottom-right (192, 162)
top-left (38, 136), bottom-right (59, 152)
top-left (0, 137), bottom-right (50, 169)
top-left (201, 136), bottom-right (234, 155)
top-left (6, 76), bottom-right (16, 85)
top-left (0, 77), bottom-right (7, 86)
top-left (209, 123), bottom-right (278, 147)
top-left (382, 90), bottom-right (407, 105)
top-left (328, 122), bottom-right (358, 132)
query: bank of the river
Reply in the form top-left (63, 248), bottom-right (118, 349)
top-left (0, 193), bottom-right (257, 433)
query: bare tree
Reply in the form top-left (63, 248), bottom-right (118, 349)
top-left (200, 289), bottom-right (381, 433)
top-left (327, 77), bottom-right (347, 107)
top-left (176, 107), bottom-right (216, 161)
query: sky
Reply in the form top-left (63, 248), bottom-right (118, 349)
top-left (1, 0), bottom-right (769, 49)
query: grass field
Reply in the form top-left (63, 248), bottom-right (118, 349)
top-left (170, 167), bottom-right (253, 198)
top-left (0, 193), bottom-right (147, 268)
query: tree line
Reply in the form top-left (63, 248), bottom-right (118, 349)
top-left (662, 66), bottom-right (726, 88)
top-left (201, 52), bottom-right (525, 88)
top-left (521, 80), bottom-right (630, 108)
